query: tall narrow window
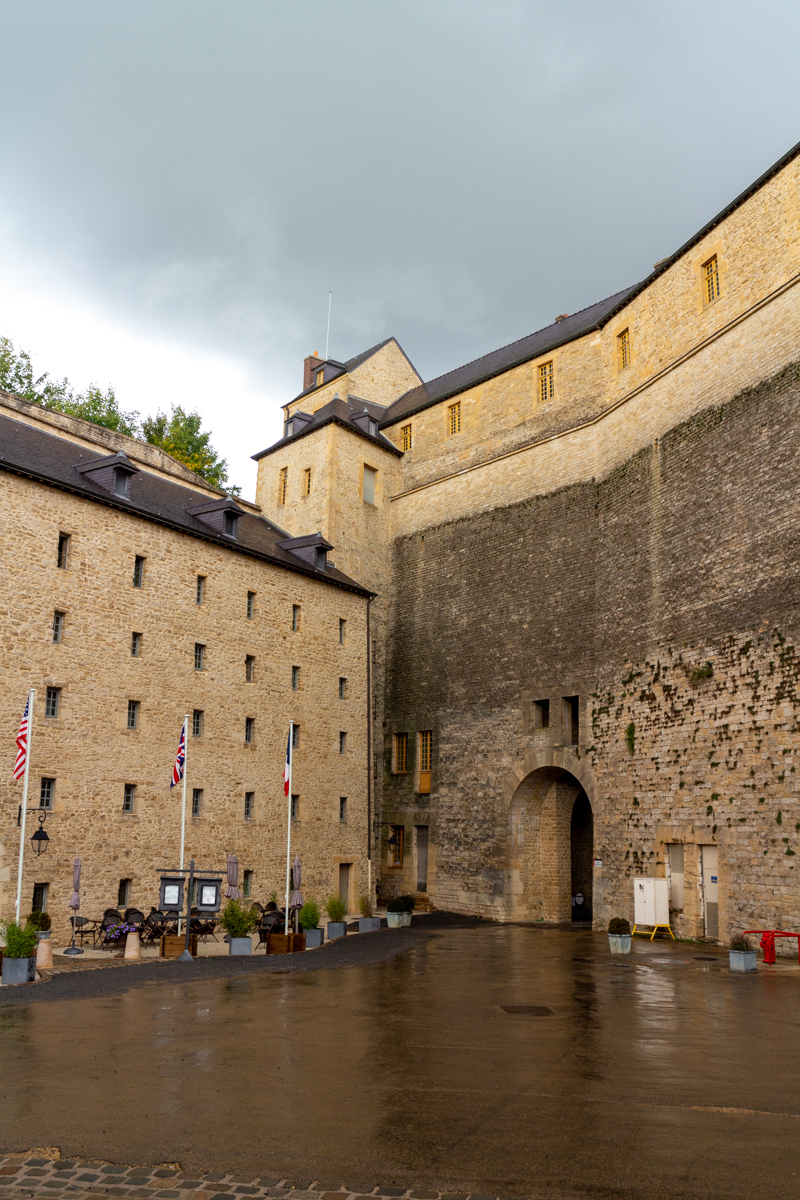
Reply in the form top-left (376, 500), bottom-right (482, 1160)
top-left (564, 696), bottom-right (579, 746)
top-left (127, 700), bottom-right (140, 730)
top-left (448, 401), bottom-right (461, 435)
top-left (316, 369), bottom-right (324, 386)
top-left (419, 731), bottom-right (432, 794)
top-left (292, 724), bottom-right (300, 749)
top-left (339, 797), bottom-right (348, 822)
top-left (292, 665), bottom-right (300, 691)
top-left (539, 361), bottom-right (554, 401)
top-left (45, 687), bottom-right (61, 719)
top-left (224, 512), bottom-right (237, 537)
top-left (246, 591), bottom-right (255, 619)
top-left (57, 533), bottom-right (70, 569)
top-left (303, 467), bottom-right (312, 496)
top-left (394, 732), bottom-right (408, 774)
top-left (192, 709), bottom-right (203, 737)
top-left (245, 717), bottom-right (254, 743)
top-left (117, 879), bottom-right (131, 907)
top-left (133, 556), bottom-right (145, 588)
top-left (196, 575), bottom-right (205, 604)
top-left (52, 611), bottom-right (65, 644)
top-left (292, 604), bottom-right (300, 632)
top-left (339, 731), bottom-right (347, 754)
top-left (388, 824), bottom-right (404, 867)
top-left (39, 778), bottom-right (55, 809)
top-left (244, 792), bottom-right (254, 820)
top-left (123, 784), bottom-right (135, 814)
top-left (245, 654), bottom-right (255, 682)
top-left (618, 328), bottom-right (631, 370)
top-left (191, 788), bottom-right (203, 817)
top-left (243, 869), bottom-right (253, 897)
top-left (534, 699), bottom-right (550, 729)
top-left (32, 882), bottom-right (49, 912)
top-left (194, 642), bottom-right (205, 670)
top-left (339, 676), bottom-right (347, 699)
top-left (279, 467), bottom-right (288, 505)
top-left (704, 255), bottom-right (720, 303)
top-left (401, 424), bottom-right (412, 452)
top-left (363, 465), bottom-right (377, 505)
top-left (339, 617), bottom-right (346, 644)
top-left (131, 631), bottom-right (142, 657)
top-left (291, 794), bottom-right (299, 819)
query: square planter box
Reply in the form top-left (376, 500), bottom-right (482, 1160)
top-left (386, 912), bottom-right (403, 928)
top-left (608, 934), bottom-right (632, 954)
top-left (2, 955), bottom-right (36, 985)
top-left (729, 950), bottom-right (758, 973)
top-left (327, 921), bottom-right (347, 940)
top-left (160, 934), bottom-right (198, 959)
top-left (266, 932), bottom-right (306, 954)
top-left (304, 928), bottom-right (324, 948)
top-left (359, 917), bottom-right (381, 933)
top-left (229, 936), bottom-right (253, 956)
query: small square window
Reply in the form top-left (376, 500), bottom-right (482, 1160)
top-left (339, 617), bottom-right (346, 644)
top-left (127, 700), bottom-right (140, 730)
top-left (245, 654), bottom-right (255, 682)
top-left (533, 699), bottom-right (550, 729)
top-left (45, 687), bottom-right (61, 719)
top-left (39, 777), bottom-right (55, 809)
top-left (53, 611), bottom-right (65, 643)
top-left (303, 467), bottom-right (312, 496)
top-left (538, 361), bottom-right (554, 402)
top-left (244, 791), bottom-right (254, 820)
top-left (245, 717), bottom-right (255, 743)
top-left (339, 797), bottom-right (348, 822)
top-left (246, 591), bottom-right (255, 619)
top-left (57, 533), bottom-right (70, 569)
top-left (363, 465), bottom-right (377, 505)
top-left (292, 665), bottom-right (300, 691)
top-left (195, 642), bottom-right (205, 670)
top-left (339, 677), bottom-right (346, 699)
top-left (123, 783), bottom-right (136, 813)
top-left (292, 604), bottom-right (300, 632)
top-left (117, 878), bottom-right (131, 907)
top-left (243, 869), bottom-right (253, 897)
top-left (279, 467), bottom-right (288, 505)
top-left (196, 575), bottom-right (205, 604)
top-left (133, 556), bottom-right (145, 588)
top-left (192, 709), bottom-right (203, 737)
top-left (32, 882), bottom-right (49, 913)
top-left (131, 631), bottom-right (142, 657)
top-left (291, 793), bottom-right (299, 820)
top-left (618, 328), bottom-right (631, 370)
top-left (704, 255), bottom-right (720, 303)
top-left (448, 401), bottom-right (461, 435)
top-left (401, 424), bottom-right (412, 452)
top-left (394, 732), bottom-right (408, 773)
top-left (339, 731), bottom-right (347, 754)
top-left (191, 788), bottom-right (203, 817)
top-left (292, 725), bottom-right (300, 749)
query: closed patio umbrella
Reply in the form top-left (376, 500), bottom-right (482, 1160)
top-left (64, 856), bottom-right (83, 956)
top-left (289, 856), bottom-right (303, 909)
top-left (225, 853), bottom-right (241, 900)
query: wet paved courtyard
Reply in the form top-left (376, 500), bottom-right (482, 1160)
top-left (2, 924), bottom-right (800, 1200)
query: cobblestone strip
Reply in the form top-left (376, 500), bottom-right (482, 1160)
top-left (0, 1158), bottom-right (527, 1200)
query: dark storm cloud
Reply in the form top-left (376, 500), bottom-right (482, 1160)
top-left (1, 0), bottom-right (799, 400)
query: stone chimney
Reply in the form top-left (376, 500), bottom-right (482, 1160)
top-left (303, 351), bottom-right (320, 390)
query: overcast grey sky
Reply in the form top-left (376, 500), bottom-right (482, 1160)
top-left (1, 1), bottom-right (799, 496)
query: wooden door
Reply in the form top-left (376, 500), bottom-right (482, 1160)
top-left (415, 826), bottom-right (429, 892)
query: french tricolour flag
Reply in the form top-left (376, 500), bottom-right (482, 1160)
top-left (284, 729), bottom-right (291, 796)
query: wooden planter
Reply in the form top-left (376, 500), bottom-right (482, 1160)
top-left (160, 933), bottom-right (198, 959)
top-left (266, 932), bottom-right (306, 955)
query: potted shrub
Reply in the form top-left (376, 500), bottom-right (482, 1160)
top-left (729, 933), bottom-right (758, 973)
top-left (1, 920), bottom-right (38, 985)
top-left (608, 916), bottom-right (632, 954)
top-left (29, 911), bottom-right (54, 969)
top-left (219, 899), bottom-right (258, 955)
top-left (300, 900), bottom-right (323, 948)
top-left (386, 897), bottom-right (405, 928)
top-left (358, 894), bottom-right (380, 933)
top-left (399, 895), bottom-right (416, 926)
top-left (326, 895), bottom-right (348, 939)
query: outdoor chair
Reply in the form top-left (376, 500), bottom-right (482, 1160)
top-left (256, 910), bottom-right (285, 951)
top-left (97, 910), bottom-right (124, 949)
top-left (124, 908), bottom-right (145, 929)
top-left (70, 915), bottom-right (99, 948)
top-left (141, 912), bottom-right (165, 946)
top-left (190, 907), bottom-right (218, 942)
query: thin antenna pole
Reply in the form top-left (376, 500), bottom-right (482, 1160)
top-left (325, 291), bottom-right (332, 360)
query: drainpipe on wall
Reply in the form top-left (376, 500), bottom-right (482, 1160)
top-left (366, 595), bottom-right (373, 905)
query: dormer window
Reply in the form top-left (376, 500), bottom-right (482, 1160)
top-left (286, 420), bottom-right (294, 437)
top-left (114, 468), bottom-right (130, 497)
top-left (316, 370), bottom-right (324, 386)
top-left (224, 512), bottom-right (238, 537)
top-left (185, 497), bottom-right (244, 538)
top-left (369, 419), bottom-right (378, 436)
top-left (75, 451), bottom-right (139, 498)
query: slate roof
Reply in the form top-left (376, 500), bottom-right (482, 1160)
top-left (252, 394), bottom-right (403, 461)
top-left (288, 338), bottom-right (399, 405)
top-left (0, 414), bottom-right (372, 596)
top-left (380, 287), bottom-right (639, 426)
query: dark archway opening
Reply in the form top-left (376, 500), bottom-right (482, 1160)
top-left (570, 792), bottom-right (593, 923)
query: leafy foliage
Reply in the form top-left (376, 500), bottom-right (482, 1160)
top-left (218, 899), bottom-right (258, 938)
top-left (142, 405), bottom-right (237, 492)
top-left (298, 900), bottom-right (321, 931)
top-left (27, 911), bottom-right (51, 932)
top-left (358, 894), bottom-right (373, 917)
top-left (730, 934), bottom-right (753, 952)
top-left (608, 917), bottom-right (631, 935)
top-left (1, 919), bottom-right (38, 958)
top-left (386, 897), bottom-right (407, 913)
top-left (325, 895), bottom-right (347, 923)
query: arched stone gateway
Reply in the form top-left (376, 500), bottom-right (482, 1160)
top-left (506, 752), bottom-right (595, 925)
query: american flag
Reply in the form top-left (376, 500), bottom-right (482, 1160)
top-left (171, 723), bottom-right (186, 788)
top-left (13, 695), bottom-right (30, 781)
top-left (284, 728), bottom-right (292, 796)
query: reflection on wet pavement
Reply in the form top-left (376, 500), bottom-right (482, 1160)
top-left (2, 927), bottom-right (799, 1200)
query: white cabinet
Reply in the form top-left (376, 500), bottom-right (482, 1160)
top-left (633, 877), bottom-right (670, 926)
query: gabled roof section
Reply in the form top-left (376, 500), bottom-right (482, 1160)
top-left (380, 287), bottom-right (639, 426)
top-left (253, 394), bottom-right (403, 461)
top-left (288, 337), bottom-right (417, 406)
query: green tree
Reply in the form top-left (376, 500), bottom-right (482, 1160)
top-left (142, 405), bottom-right (236, 492)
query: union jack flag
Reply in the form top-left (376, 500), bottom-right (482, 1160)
top-left (13, 695), bottom-right (30, 781)
top-left (171, 723), bottom-right (186, 788)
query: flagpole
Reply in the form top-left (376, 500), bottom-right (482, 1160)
top-left (284, 721), bottom-right (294, 934)
top-left (178, 714), bottom-right (188, 937)
top-left (14, 689), bottom-right (35, 923)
